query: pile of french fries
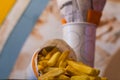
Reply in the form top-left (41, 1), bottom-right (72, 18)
top-left (37, 46), bottom-right (107, 80)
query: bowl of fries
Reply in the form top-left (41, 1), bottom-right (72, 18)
top-left (27, 39), bottom-right (108, 80)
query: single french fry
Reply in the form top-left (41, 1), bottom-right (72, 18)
top-left (57, 50), bottom-right (70, 66)
top-left (76, 61), bottom-right (84, 64)
top-left (66, 65), bottom-right (85, 76)
top-left (38, 60), bottom-right (48, 68)
top-left (101, 77), bottom-right (108, 80)
top-left (42, 49), bottom-right (48, 56)
top-left (45, 47), bottom-right (59, 60)
top-left (75, 61), bottom-right (100, 76)
top-left (38, 54), bottom-right (43, 61)
top-left (38, 65), bottom-right (44, 71)
top-left (38, 76), bottom-right (55, 80)
top-left (59, 60), bottom-right (67, 68)
top-left (43, 67), bottom-right (58, 73)
top-left (67, 60), bottom-right (99, 76)
top-left (71, 75), bottom-right (90, 80)
top-left (57, 74), bottom-right (70, 80)
top-left (40, 56), bottom-right (45, 60)
top-left (94, 69), bottom-right (100, 76)
top-left (89, 76), bottom-right (101, 80)
top-left (39, 68), bottom-right (65, 80)
top-left (47, 52), bottom-right (61, 66)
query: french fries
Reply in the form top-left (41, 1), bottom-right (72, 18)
top-left (47, 51), bottom-right (61, 66)
top-left (101, 77), bottom-right (108, 80)
top-left (45, 47), bottom-right (58, 60)
top-left (57, 74), bottom-right (70, 80)
top-left (71, 75), bottom-right (90, 80)
top-left (38, 68), bottom-right (65, 80)
top-left (42, 49), bottom-right (48, 56)
top-left (67, 60), bottom-right (100, 76)
top-left (66, 65), bottom-right (85, 76)
top-left (59, 60), bottom-right (67, 68)
top-left (37, 46), bottom-right (107, 80)
top-left (57, 50), bottom-right (70, 66)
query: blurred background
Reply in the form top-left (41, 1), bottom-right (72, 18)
top-left (0, 0), bottom-right (120, 79)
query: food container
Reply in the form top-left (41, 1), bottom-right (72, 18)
top-left (63, 22), bottom-right (96, 67)
top-left (26, 39), bottom-right (76, 79)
